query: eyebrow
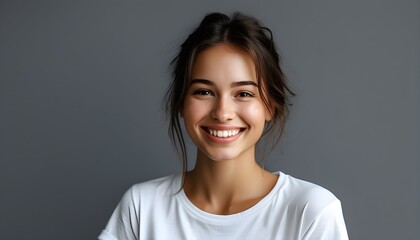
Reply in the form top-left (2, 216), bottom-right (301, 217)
top-left (190, 79), bottom-right (258, 88)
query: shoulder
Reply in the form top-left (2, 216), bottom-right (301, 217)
top-left (118, 174), bottom-right (181, 210)
top-left (99, 175), bottom-right (182, 240)
top-left (130, 174), bottom-right (181, 195)
top-left (280, 172), bottom-right (339, 211)
top-left (275, 172), bottom-right (348, 239)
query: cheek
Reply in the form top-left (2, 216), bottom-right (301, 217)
top-left (183, 99), bottom-right (210, 124)
top-left (240, 102), bottom-right (267, 127)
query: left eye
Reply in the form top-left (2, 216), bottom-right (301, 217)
top-left (237, 92), bottom-right (254, 97)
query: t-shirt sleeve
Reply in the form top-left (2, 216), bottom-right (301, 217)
top-left (98, 186), bottom-right (140, 240)
top-left (301, 200), bottom-right (349, 240)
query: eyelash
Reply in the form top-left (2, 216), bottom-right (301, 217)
top-left (192, 89), bottom-right (254, 98)
top-left (236, 91), bottom-right (254, 98)
top-left (192, 89), bottom-right (214, 96)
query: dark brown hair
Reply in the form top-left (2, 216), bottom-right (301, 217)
top-left (165, 12), bottom-right (295, 174)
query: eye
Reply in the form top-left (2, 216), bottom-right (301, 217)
top-left (236, 91), bottom-right (254, 98)
top-left (192, 89), bottom-right (213, 96)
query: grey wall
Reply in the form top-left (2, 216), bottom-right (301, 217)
top-left (1, 0), bottom-right (418, 239)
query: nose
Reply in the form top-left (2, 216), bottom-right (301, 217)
top-left (210, 96), bottom-right (235, 122)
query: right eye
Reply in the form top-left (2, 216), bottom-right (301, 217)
top-left (192, 89), bottom-right (213, 96)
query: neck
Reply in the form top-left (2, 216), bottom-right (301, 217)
top-left (183, 149), bottom-right (277, 214)
top-left (192, 149), bottom-right (259, 187)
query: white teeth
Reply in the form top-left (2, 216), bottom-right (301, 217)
top-left (223, 131), bottom-right (228, 137)
top-left (208, 129), bottom-right (240, 138)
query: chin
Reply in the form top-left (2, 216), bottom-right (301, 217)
top-left (201, 150), bottom-right (241, 162)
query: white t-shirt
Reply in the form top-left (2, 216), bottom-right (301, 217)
top-left (98, 172), bottom-right (348, 240)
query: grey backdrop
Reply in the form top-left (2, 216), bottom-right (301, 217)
top-left (1, 0), bottom-right (419, 239)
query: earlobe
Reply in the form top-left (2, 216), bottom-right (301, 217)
top-left (265, 111), bottom-right (272, 121)
top-left (265, 105), bottom-right (274, 121)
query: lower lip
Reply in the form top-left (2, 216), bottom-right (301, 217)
top-left (202, 128), bottom-right (243, 144)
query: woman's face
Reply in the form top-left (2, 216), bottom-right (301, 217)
top-left (182, 44), bottom-right (271, 162)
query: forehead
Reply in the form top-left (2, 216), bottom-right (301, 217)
top-left (191, 44), bottom-right (256, 82)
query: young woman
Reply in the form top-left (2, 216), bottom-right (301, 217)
top-left (99, 12), bottom-right (349, 240)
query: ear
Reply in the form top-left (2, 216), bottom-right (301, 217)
top-left (264, 104), bottom-right (274, 121)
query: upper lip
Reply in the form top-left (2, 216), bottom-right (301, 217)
top-left (201, 125), bottom-right (245, 131)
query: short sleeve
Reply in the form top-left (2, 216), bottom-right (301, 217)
top-left (98, 186), bottom-right (140, 240)
top-left (301, 200), bottom-right (349, 240)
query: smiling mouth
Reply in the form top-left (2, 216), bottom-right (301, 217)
top-left (203, 127), bottom-right (244, 138)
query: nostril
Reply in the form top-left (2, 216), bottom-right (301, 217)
top-left (210, 108), bottom-right (235, 122)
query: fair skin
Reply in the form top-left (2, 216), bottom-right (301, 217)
top-left (181, 43), bottom-right (278, 215)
